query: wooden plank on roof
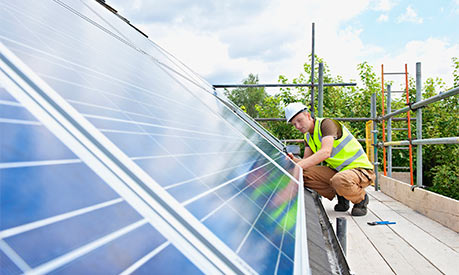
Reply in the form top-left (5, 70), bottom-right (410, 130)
top-left (367, 190), bottom-right (459, 274)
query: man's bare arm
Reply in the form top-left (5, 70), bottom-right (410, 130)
top-left (303, 146), bottom-right (313, 159)
top-left (295, 136), bottom-right (334, 170)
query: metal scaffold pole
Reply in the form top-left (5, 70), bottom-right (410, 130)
top-left (310, 22), bottom-right (315, 118)
top-left (416, 62), bottom-right (423, 188)
top-left (318, 62), bottom-right (324, 117)
top-left (381, 86), bottom-right (459, 120)
top-left (371, 93), bottom-right (379, 190)
top-left (381, 65), bottom-right (387, 176)
top-left (387, 84), bottom-right (392, 177)
top-left (405, 64), bottom-right (414, 186)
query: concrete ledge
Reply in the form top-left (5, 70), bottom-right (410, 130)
top-left (379, 175), bottom-right (459, 232)
top-left (390, 172), bottom-right (410, 184)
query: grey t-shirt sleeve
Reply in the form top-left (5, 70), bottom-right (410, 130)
top-left (320, 119), bottom-right (342, 140)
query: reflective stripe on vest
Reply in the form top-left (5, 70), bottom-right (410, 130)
top-left (304, 118), bottom-right (373, 171)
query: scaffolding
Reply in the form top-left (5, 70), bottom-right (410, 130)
top-left (213, 23), bottom-right (458, 191)
top-left (381, 64), bottom-right (414, 185)
top-left (217, 62), bottom-right (459, 191)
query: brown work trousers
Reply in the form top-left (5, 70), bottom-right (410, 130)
top-left (303, 166), bottom-right (375, 204)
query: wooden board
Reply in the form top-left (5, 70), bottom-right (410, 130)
top-left (367, 190), bottom-right (459, 274)
top-left (320, 188), bottom-right (459, 275)
top-left (321, 197), bottom-right (395, 275)
top-left (371, 190), bottom-right (459, 252)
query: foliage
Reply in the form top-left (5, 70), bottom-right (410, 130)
top-left (420, 68), bottom-right (458, 196)
top-left (428, 163), bottom-right (459, 200)
top-left (224, 73), bottom-right (267, 118)
top-left (452, 57), bottom-right (459, 88)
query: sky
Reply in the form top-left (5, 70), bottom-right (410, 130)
top-left (109, 0), bottom-right (459, 92)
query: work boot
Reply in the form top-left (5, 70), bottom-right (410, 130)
top-left (334, 195), bottom-right (350, 212)
top-left (351, 194), bottom-right (369, 216)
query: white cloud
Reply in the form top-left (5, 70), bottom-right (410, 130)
top-left (398, 6), bottom-right (423, 24)
top-left (378, 14), bottom-right (389, 22)
top-left (111, 0), bottom-right (456, 92)
top-left (133, 0), bottom-right (373, 85)
top-left (371, 0), bottom-right (398, 11)
top-left (369, 38), bottom-right (458, 89)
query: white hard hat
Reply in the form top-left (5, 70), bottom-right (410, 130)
top-left (285, 102), bottom-right (308, 122)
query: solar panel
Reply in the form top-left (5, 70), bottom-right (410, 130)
top-left (0, 86), bottom-right (202, 274)
top-left (1, 0), bottom-right (311, 274)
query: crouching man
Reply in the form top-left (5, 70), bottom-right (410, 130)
top-left (285, 102), bottom-right (375, 216)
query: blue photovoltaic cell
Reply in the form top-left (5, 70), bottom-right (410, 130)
top-left (0, 0), bottom-right (304, 274)
top-left (0, 250), bottom-right (22, 275)
top-left (0, 87), bottom-right (199, 274)
top-left (6, 202), bottom-right (143, 267)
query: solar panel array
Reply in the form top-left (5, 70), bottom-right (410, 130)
top-left (0, 0), bottom-right (309, 274)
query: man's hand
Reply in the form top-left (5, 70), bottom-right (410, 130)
top-left (288, 136), bottom-right (334, 170)
top-left (287, 153), bottom-right (301, 163)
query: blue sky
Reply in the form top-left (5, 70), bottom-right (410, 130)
top-left (352, 1), bottom-right (458, 53)
top-left (111, 0), bottom-right (459, 91)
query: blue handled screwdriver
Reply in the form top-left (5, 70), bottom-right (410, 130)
top-left (367, 221), bottom-right (396, 225)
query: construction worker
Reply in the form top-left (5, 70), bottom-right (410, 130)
top-left (284, 102), bottom-right (375, 216)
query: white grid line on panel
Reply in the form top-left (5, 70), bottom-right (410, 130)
top-left (164, 159), bottom-right (259, 190)
top-left (65, 97), bottom-right (215, 133)
top-left (59, 0), bottom-right (210, 94)
top-left (61, 0), bottom-right (212, 94)
top-left (184, 159), bottom-right (295, 263)
top-left (40, 72), bottom-right (211, 125)
top-left (27, 219), bottom-right (148, 275)
top-left (99, 128), bottom-right (244, 141)
top-left (0, 118), bottom-right (40, 125)
top-left (235, 171), bottom-right (285, 254)
top-left (1, 36), bottom-right (208, 124)
top-left (181, 153), bottom-right (296, 241)
top-left (119, 241), bottom-right (170, 275)
top-left (1, 2), bottom-right (153, 97)
top-left (274, 178), bottom-right (297, 274)
top-left (131, 150), bottom-right (257, 162)
top-left (66, 98), bottom-right (203, 130)
top-left (0, 151), bottom-right (254, 170)
top-left (0, 159), bottom-right (81, 169)
top-left (157, 55), bottom-right (300, 184)
top-left (208, 155), bottom-right (296, 240)
top-left (199, 165), bottom-right (276, 223)
top-left (203, 175), bottom-right (295, 264)
top-left (82, 112), bottom-right (237, 140)
top-left (0, 198), bottom-right (124, 239)
top-left (78, 0), bottom-right (132, 44)
top-left (181, 161), bottom-right (271, 207)
top-left (0, 99), bottom-right (21, 106)
top-left (10, 37), bottom-right (209, 117)
top-left (235, 186), bottom-right (296, 241)
top-left (0, 239), bottom-right (31, 272)
top-left (2, 3), bottom-right (55, 56)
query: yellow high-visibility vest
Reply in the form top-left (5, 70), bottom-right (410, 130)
top-left (305, 118), bottom-right (373, 171)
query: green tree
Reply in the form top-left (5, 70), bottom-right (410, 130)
top-left (224, 73), bottom-right (267, 118)
top-left (452, 57), bottom-right (459, 88)
top-left (420, 65), bottom-right (459, 199)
